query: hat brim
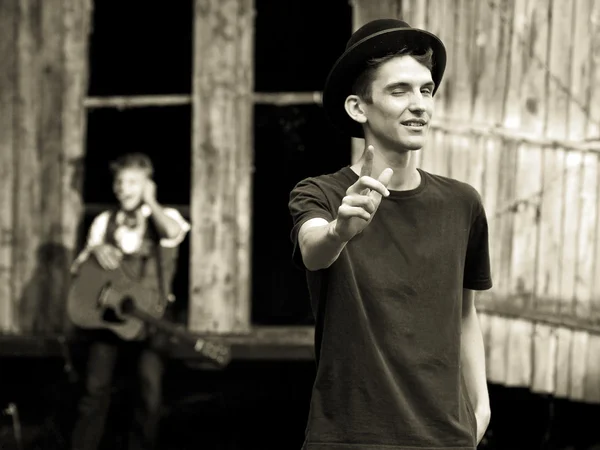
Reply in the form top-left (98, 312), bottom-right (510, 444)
top-left (323, 27), bottom-right (447, 138)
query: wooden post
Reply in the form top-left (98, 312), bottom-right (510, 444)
top-left (190, 0), bottom-right (254, 334)
top-left (0, 0), bottom-right (17, 332)
top-left (0, 0), bottom-right (91, 334)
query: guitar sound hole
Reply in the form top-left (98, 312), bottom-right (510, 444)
top-left (102, 308), bottom-right (125, 324)
top-left (121, 296), bottom-right (135, 314)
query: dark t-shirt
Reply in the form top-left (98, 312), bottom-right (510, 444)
top-left (288, 167), bottom-right (492, 450)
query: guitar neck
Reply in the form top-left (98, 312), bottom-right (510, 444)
top-left (126, 307), bottom-right (195, 345)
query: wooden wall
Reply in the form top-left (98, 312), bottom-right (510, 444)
top-left (383, 0), bottom-right (600, 402)
top-left (0, 0), bottom-right (91, 334)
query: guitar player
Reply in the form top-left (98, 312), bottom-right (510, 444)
top-left (70, 153), bottom-right (190, 450)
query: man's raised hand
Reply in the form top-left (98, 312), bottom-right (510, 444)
top-left (333, 145), bottom-right (393, 242)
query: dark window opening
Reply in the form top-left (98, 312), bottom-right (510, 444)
top-left (254, 0), bottom-right (353, 92)
top-left (251, 104), bottom-right (350, 325)
top-left (82, 106), bottom-right (191, 320)
top-left (87, 0), bottom-right (194, 96)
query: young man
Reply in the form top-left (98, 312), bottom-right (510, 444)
top-left (70, 153), bottom-right (190, 450)
top-left (288, 19), bottom-right (492, 449)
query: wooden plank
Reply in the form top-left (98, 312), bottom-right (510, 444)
top-left (568, 330), bottom-right (589, 401)
top-left (508, 143), bottom-right (542, 310)
top-left (534, 148), bottom-right (565, 315)
top-left (504, 318), bottom-right (533, 387)
top-left (587, 0), bottom-right (600, 139)
top-left (234, 0), bottom-right (254, 334)
top-left (502, 0), bottom-right (527, 129)
top-left (190, 0), bottom-right (254, 334)
top-left (553, 327), bottom-right (573, 398)
top-left (490, 0), bottom-right (514, 126)
top-left (470, 0), bottom-right (498, 125)
top-left (592, 156), bottom-right (600, 320)
top-left (573, 152), bottom-right (597, 318)
top-left (38, 0), bottom-right (67, 333)
top-left (583, 334), bottom-right (600, 403)
top-left (453, 0), bottom-right (477, 123)
top-left (568, 0), bottom-right (592, 140)
top-left (516, 0), bottom-right (550, 135)
top-left (13, 0), bottom-right (41, 333)
top-left (61, 0), bottom-right (92, 333)
top-left (449, 134), bottom-right (470, 183)
top-left (545, 0), bottom-right (573, 139)
top-left (558, 151), bottom-right (583, 316)
top-left (531, 323), bottom-right (557, 394)
top-left (400, 0), bottom-right (428, 29)
top-left (0, 0), bottom-right (16, 332)
top-left (437, 0), bottom-right (457, 121)
top-left (464, 134), bottom-right (485, 195)
top-left (482, 137), bottom-right (502, 295)
top-left (487, 315), bottom-right (509, 384)
top-left (493, 139), bottom-right (518, 298)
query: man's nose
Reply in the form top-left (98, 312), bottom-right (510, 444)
top-left (408, 92), bottom-right (426, 112)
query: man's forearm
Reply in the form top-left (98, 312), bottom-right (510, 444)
top-left (146, 200), bottom-right (181, 239)
top-left (461, 296), bottom-right (490, 442)
top-left (300, 220), bottom-right (348, 271)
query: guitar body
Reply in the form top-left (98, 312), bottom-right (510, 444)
top-left (67, 257), bottom-right (167, 340)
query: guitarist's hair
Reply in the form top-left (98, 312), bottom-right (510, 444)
top-left (110, 152), bottom-right (154, 178)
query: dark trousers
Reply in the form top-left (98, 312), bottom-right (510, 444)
top-left (71, 333), bottom-right (165, 450)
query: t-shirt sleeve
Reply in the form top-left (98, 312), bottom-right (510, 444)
top-left (463, 196), bottom-right (493, 291)
top-left (288, 178), bottom-right (335, 269)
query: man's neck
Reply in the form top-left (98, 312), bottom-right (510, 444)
top-left (351, 144), bottom-right (421, 191)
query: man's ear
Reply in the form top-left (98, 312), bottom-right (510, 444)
top-left (344, 94), bottom-right (368, 125)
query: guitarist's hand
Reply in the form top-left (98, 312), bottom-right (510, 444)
top-left (92, 244), bottom-right (123, 270)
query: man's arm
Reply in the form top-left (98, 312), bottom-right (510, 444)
top-left (461, 288), bottom-right (491, 444)
top-left (146, 200), bottom-right (182, 240)
top-left (298, 218), bottom-right (349, 271)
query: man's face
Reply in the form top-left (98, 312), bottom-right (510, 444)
top-left (362, 55), bottom-right (434, 151)
top-left (113, 167), bottom-right (148, 211)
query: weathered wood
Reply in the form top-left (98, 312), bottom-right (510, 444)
top-left (504, 319), bottom-right (533, 387)
top-left (545, 0), bottom-right (573, 139)
top-left (531, 324), bottom-right (557, 394)
top-left (502, 0), bottom-right (526, 128)
top-left (553, 327), bottom-right (573, 397)
top-left (190, 0), bottom-right (254, 334)
top-left (13, 0), bottom-right (42, 333)
top-left (569, 330), bottom-right (589, 401)
top-left (558, 151), bottom-right (583, 315)
top-left (487, 315), bottom-right (509, 384)
top-left (38, 0), bottom-right (66, 333)
top-left (519, 0), bottom-right (550, 135)
top-left (587, 0), bottom-right (600, 139)
top-left (568, 0), bottom-right (592, 140)
top-left (0, 0), bottom-right (17, 332)
top-left (573, 152), bottom-right (597, 317)
top-left (61, 0), bottom-right (92, 332)
top-left (583, 335), bottom-right (600, 403)
top-left (534, 148), bottom-right (565, 314)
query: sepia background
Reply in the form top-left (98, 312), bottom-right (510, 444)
top-left (1, 0), bottom-right (600, 448)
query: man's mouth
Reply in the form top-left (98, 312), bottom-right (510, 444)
top-left (401, 119), bottom-right (427, 127)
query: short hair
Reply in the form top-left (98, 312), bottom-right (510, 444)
top-left (351, 47), bottom-right (434, 103)
top-left (109, 152), bottom-right (154, 177)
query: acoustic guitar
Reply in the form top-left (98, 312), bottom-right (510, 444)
top-left (67, 257), bottom-right (231, 368)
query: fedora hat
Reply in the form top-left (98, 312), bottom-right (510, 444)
top-left (322, 18), bottom-right (446, 138)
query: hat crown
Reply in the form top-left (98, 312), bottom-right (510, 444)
top-left (346, 19), bottom-right (411, 50)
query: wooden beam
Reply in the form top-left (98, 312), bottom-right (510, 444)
top-left (190, 0), bottom-right (254, 334)
top-left (0, 0), bottom-right (16, 332)
top-left (84, 92), bottom-right (323, 109)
